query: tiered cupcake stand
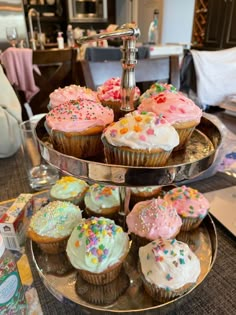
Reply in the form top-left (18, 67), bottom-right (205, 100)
top-left (32, 24), bottom-right (222, 314)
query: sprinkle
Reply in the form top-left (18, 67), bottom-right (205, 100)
top-left (179, 258), bottom-right (185, 264)
top-left (135, 115), bottom-right (142, 122)
top-left (146, 128), bottom-right (154, 135)
top-left (120, 128), bottom-right (128, 134)
top-left (166, 273), bottom-right (173, 281)
top-left (134, 125), bottom-right (142, 132)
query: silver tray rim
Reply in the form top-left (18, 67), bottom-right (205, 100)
top-left (35, 113), bottom-right (222, 186)
top-left (30, 214), bottom-right (218, 314)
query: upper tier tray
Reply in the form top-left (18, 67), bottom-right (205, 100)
top-left (35, 114), bottom-right (222, 186)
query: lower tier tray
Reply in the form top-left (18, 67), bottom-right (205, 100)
top-left (35, 115), bottom-right (222, 186)
top-left (30, 214), bottom-right (217, 314)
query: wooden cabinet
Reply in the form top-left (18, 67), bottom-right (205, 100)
top-left (204, 0), bottom-right (236, 49)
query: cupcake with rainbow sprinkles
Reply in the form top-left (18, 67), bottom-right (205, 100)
top-left (66, 217), bottom-right (130, 285)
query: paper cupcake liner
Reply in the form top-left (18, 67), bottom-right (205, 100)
top-left (78, 262), bottom-right (123, 285)
top-left (37, 237), bottom-right (69, 254)
top-left (102, 138), bottom-right (171, 167)
top-left (180, 216), bottom-right (205, 231)
top-left (138, 262), bottom-right (195, 303)
top-left (174, 126), bottom-right (196, 151)
top-left (85, 206), bottom-right (120, 219)
top-left (50, 130), bottom-right (103, 158)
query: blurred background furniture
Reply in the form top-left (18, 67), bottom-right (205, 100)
top-left (1, 47), bottom-right (78, 119)
top-left (84, 46), bottom-right (150, 61)
top-left (77, 55), bottom-right (180, 92)
top-left (29, 47), bottom-right (78, 115)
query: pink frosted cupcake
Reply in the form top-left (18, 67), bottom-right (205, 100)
top-left (138, 89), bottom-right (202, 150)
top-left (139, 82), bottom-right (177, 102)
top-left (126, 197), bottom-right (182, 249)
top-left (163, 185), bottom-right (209, 231)
top-left (97, 77), bottom-right (141, 121)
top-left (139, 238), bottom-right (201, 302)
top-left (46, 99), bottom-right (114, 158)
top-left (49, 85), bottom-right (99, 110)
top-left (102, 111), bottom-right (179, 167)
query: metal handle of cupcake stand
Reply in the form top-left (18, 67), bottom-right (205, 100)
top-left (77, 24), bottom-right (140, 225)
top-left (77, 23), bottom-right (140, 113)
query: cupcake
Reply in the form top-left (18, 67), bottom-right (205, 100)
top-left (49, 176), bottom-right (89, 207)
top-left (66, 217), bottom-right (130, 285)
top-left (101, 111), bottom-right (179, 167)
top-left (139, 82), bottom-right (177, 102)
top-left (84, 183), bottom-right (120, 218)
top-left (163, 185), bottom-right (209, 231)
top-left (138, 89), bottom-right (202, 150)
top-left (28, 201), bottom-right (82, 254)
top-left (49, 84), bottom-right (99, 110)
top-left (126, 198), bottom-right (182, 249)
top-left (129, 186), bottom-right (162, 208)
top-left (46, 99), bottom-right (114, 158)
top-left (97, 77), bottom-right (141, 121)
top-left (139, 238), bottom-right (201, 302)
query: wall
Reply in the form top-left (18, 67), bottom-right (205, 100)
top-left (116, 0), bottom-right (195, 45)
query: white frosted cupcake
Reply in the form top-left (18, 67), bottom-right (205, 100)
top-left (139, 238), bottom-right (201, 302)
top-left (66, 217), bottom-right (130, 285)
top-left (84, 184), bottom-right (120, 218)
top-left (102, 111), bottom-right (179, 167)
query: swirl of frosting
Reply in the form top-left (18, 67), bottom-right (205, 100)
top-left (66, 217), bottom-right (129, 273)
top-left (46, 99), bottom-right (114, 132)
top-left (126, 198), bottom-right (182, 240)
top-left (164, 185), bottom-right (209, 218)
top-left (138, 90), bottom-right (202, 125)
top-left (29, 201), bottom-right (82, 238)
top-left (97, 77), bottom-right (140, 102)
top-left (49, 85), bottom-right (99, 109)
top-left (139, 238), bottom-right (201, 290)
top-left (102, 111), bottom-right (179, 151)
top-left (84, 184), bottom-right (120, 213)
top-left (50, 176), bottom-right (89, 199)
top-left (140, 82), bottom-right (177, 101)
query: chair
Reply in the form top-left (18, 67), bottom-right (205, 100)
top-left (84, 46), bottom-right (150, 61)
top-left (30, 48), bottom-right (78, 115)
top-left (77, 55), bottom-right (180, 93)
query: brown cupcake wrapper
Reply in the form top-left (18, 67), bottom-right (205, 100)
top-left (180, 216), bottom-right (205, 231)
top-left (50, 130), bottom-right (103, 158)
top-left (101, 100), bottom-right (139, 121)
top-left (37, 237), bottom-right (69, 254)
top-left (102, 138), bottom-right (171, 167)
top-left (174, 126), bottom-right (196, 151)
top-left (78, 262), bottom-right (123, 285)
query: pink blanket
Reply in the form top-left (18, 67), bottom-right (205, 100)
top-left (0, 47), bottom-right (40, 102)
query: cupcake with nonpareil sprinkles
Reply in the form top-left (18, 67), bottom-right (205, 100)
top-left (164, 185), bottom-right (209, 231)
top-left (49, 84), bottom-right (99, 110)
top-left (139, 238), bottom-right (201, 302)
top-left (49, 176), bottom-right (89, 207)
top-left (126, 198), bottom-right (182, 249)
top-left (97, 77), bottom-right (141, 121)
top-left (66, 217), bottom-right (130, 285)
top-left (84, 184), bottom-right (120, 218)
top-left (138, 89), bottom-right (202, 150)
top-left (28, 201), bottom-right (82, 254)
top-left (46, 99), bottom-right (114, 158)
top-left (102, 111), bottom-right (179, 166)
